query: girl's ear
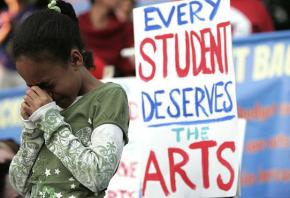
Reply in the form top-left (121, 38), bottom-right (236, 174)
top-left (70, 49), bottom-right (84, 70)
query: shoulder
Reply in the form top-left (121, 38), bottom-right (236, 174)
top-left (91, 82), bottom-right (127, 102)
top-left (91, 83), bottom-right (130, 144)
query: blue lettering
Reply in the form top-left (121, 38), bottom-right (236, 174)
top-left (187, 127), bottom-right (199, 140)
top-left (172, 127), bottom-right (184, 142)
top-left (204, 84), bottom-right (214, 114)
top-left (154, 90), bottom-right (166, 119)
top-left (177, 3), bottom-right (188, 25)
top-left (204, 0), bottom-right (221, 20)
top-left (224, 81), bottom-right (233, 112)
top-left (167, 88), bottom-right (181, 118)
top-left (141, 80), bottom-right (234, 127)
top-left (189, 1), bottom-right (205, 23)
top-left (143, 0), bottom-right (222, 31)
top-left (214, 81), bottom-right (224, 112)
top-left (195, 87), bottom-right (209, 117)
top-left (144, 7), bottom-right (162, 31)
top-left (201, 126), bottom-right (209, 140)
top-left (141, 91), bottom-right (155, 122)
top-left (157, 6), bottom-right (175, 28)
top-left (182, 87), bottom-right (194, 117)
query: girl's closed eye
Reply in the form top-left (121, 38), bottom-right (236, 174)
top-left (38, 82), bottom-right (54, 90)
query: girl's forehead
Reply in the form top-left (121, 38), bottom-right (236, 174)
top-left (16, 56), bottom-right (65, 85)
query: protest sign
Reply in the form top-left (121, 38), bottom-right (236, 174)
top-left (133, 0), bottom-right (240, 197)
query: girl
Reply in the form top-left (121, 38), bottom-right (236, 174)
top-left (9, 0), bottom-right (129, 197)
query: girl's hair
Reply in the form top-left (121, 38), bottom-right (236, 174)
top-left (12, 0), bottom-right (94, 69)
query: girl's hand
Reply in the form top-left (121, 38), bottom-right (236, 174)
top-left (22, 86), bottom-right (53, 117)
top-left (20, 102), bottom-right (30, 120)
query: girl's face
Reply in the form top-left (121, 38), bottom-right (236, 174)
top-left (16, 55), bottom-right (82, 109)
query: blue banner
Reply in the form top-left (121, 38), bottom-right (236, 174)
top-left (234, 31), bottom-right (290, 197)
top-left (0, 87), bottom-right (25, 142)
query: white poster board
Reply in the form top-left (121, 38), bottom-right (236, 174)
top-left (133, 0), bottom-right (240, 197)
top-left (104, 78), bottom-right (245, 198)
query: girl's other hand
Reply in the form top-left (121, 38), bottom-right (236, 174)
top-left (23, 86), bottom-right (53, 116)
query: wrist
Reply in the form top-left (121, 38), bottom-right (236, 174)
top-left (29, 102), bottom-right (59, 123)
top-left (22, 118), bottom-right (36, 129)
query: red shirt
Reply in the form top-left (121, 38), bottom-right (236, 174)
top-left (230, 0), bottom-right (274, 37)
top-left (78, 12), bottom-right (134, 77)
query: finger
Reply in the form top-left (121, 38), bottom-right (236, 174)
top-left (23, 95), bottom-right (33, 106)
top-left (31, 86), bottom-right (53, 101)
top-left (21, 102), bottom-right (32, 117)
top-left (26, 88), bottom-right (39, 100)
top-left (20, 105), bottom-right (30, 119)
top-left (31, 86), bottom-right (51, 98)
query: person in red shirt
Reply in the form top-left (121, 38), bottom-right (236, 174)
top-left (230, 0), bottom-right (274, 37)
top-left (78, 0), bottom-right (135, 78)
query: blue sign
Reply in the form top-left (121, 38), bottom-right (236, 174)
top-left (0, 87), bottom-right (25, 142)
top-left (234, 31), bottom-right (290, 197)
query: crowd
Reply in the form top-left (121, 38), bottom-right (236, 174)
top-left (0, 0), bottom-right (289, 89)
top-left (0, 0), bottom-right (135, 89)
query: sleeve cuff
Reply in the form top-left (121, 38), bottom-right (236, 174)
top-left (22, 118), bottom-right (36, 130)
top-left (29, 102), bottom-right (58, 123)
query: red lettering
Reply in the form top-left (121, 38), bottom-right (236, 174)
top-left (117, 161), bottom-right (138, 178)
top-left (216, 141), bottom-right (235, 191)
top-left (189, 140), bottom-right (217, 189)
top-left (246, 140), bottom-right (266, 153)
top-left (142, 151), bottom-right (169, 196)
top-left (155, 33), bottom-right (174, 78)
top-left (117, 161), bottom-right (128, 177)
top-left (190, 30), bottom-right (202, 75)
top-left (175, 31), bottom-right (190, 77)
top-left (139, 38), bottom-right (156, 82)
top-left (107, 190), bottom-right (136, 198)
top-left (217, 22), bottom-right (230, 74)
top-left (168, 148), bottom-right (196, 192)
top-left (120, 190), bottom-right (134, 198)
top-left (142, 141), bottom-right (237, 195)
top-left (241, 172), bottom-right (256, 186)
top-left (138, 22), bottom-right (230, 82)
top-left (200, 28), bottom-right (216, 74)
top-left (107, 190), bottom-right (117, 198)
top-left (129, 161), bottom-right (138, 178)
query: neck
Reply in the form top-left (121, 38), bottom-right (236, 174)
top-left (90, 2), bottom-right (110, 29)
top-left (78, 67), bottom-right (102, 96)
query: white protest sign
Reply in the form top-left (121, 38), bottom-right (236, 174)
top-left (104, 77), bottom-right (142, 198)
top-left (133, 0), bottom-right (240, 197)
top-left (104, 77), bottom-right (245, 198)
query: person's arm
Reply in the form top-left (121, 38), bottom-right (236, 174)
top-left (0, 12), bottom-right (12, 44)
top-left (9, 120), bottom-right (44, 196)
top-left (30, 103), bottom-right (124, 192)
top-left (23, 85), bottom-right (128, 193)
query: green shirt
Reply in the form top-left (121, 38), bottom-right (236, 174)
top-left (9, 82), bottom-right (129, 198)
